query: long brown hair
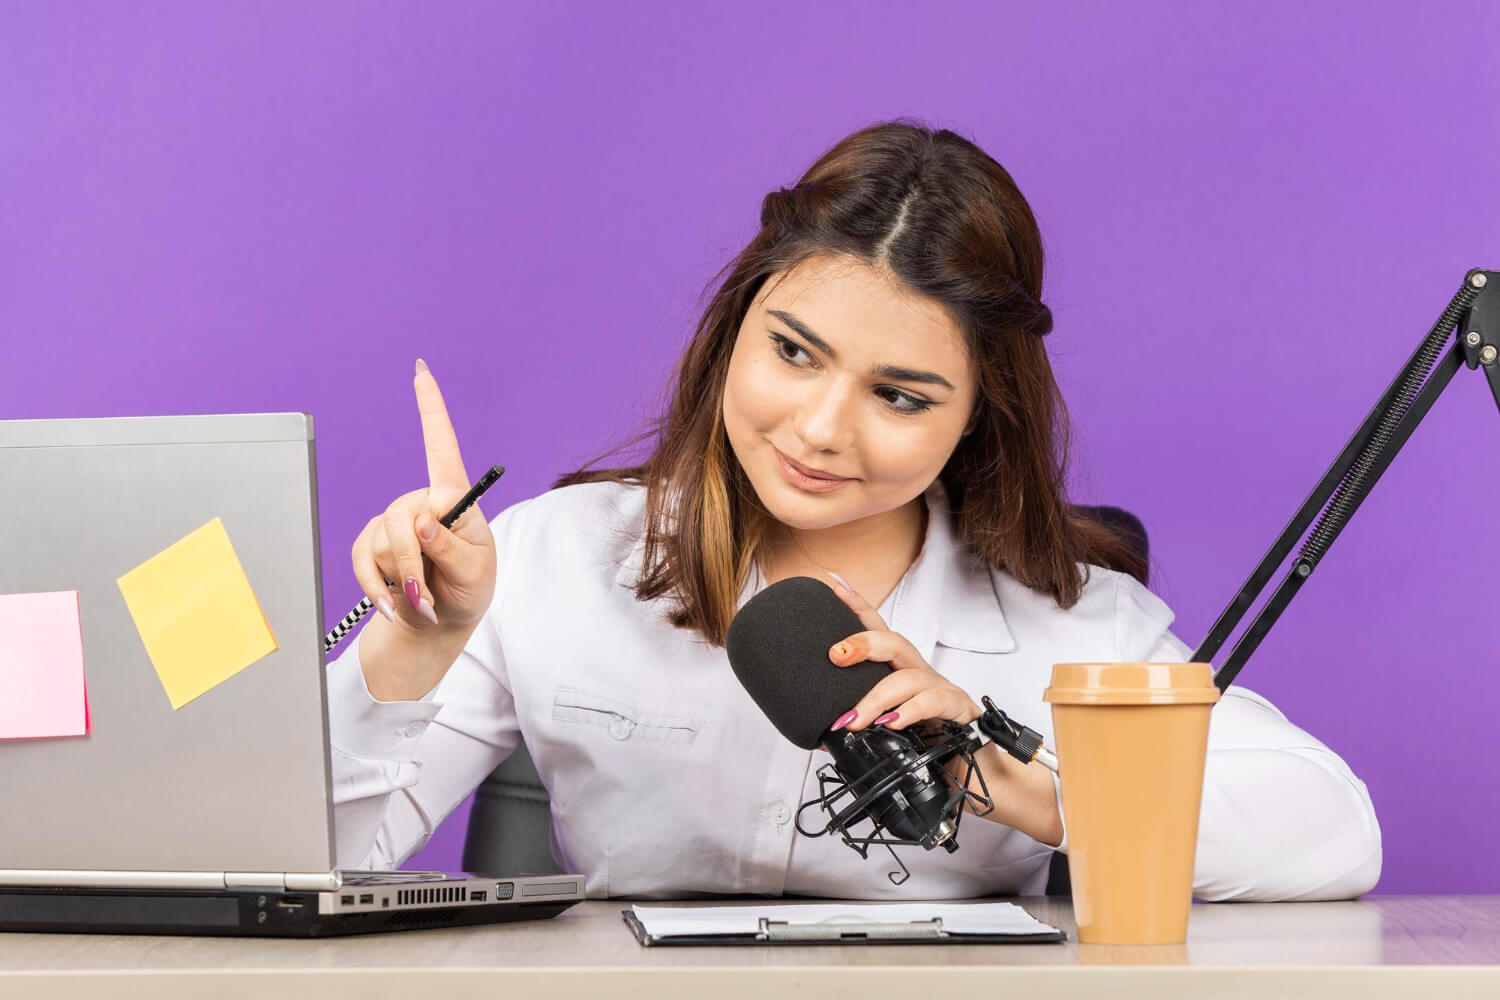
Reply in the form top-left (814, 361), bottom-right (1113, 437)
top-left (555, 118), bottom-right (1146, 646)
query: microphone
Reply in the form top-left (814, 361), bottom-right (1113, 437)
top-left (726, 576), bottom-right (1057, 884)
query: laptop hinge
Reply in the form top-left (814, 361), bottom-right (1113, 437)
top-left (286, 871), bottom-right (342, 891)
top-left (222, 872), bottom-right (339, 891)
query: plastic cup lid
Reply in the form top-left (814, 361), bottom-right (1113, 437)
top-left (1043, 662), bottom-right (1221, 705)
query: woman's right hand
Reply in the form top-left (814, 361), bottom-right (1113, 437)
top-left (350, 359), bottom-right (497, 643)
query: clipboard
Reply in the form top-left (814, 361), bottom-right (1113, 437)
top-left (621, 908), bottom-right (1067, 946)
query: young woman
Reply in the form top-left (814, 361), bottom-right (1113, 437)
top-left (327, 120), bottom-right (1380, 901)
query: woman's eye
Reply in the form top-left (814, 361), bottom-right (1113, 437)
top-left (877, 387), bottom-right (933, 414)
top-left (769, 334), bottom-right (812, 366)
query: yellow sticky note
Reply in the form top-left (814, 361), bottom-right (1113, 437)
top-left (117, 517), bottom-right (278, 710)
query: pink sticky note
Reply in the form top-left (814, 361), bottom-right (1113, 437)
top-left (0, 590), bottom-right (90, 740)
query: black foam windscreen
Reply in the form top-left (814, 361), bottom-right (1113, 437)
top-left (726, 576), bottom-right (893, 750)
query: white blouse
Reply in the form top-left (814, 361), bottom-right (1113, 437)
top-left (325, 478), bottom-right (1382, 901)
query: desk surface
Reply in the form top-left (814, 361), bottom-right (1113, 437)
top-left (3, 894), bottom-right (1498, 999)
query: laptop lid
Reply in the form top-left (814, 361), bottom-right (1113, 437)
top-left (0, 413), bottom-right (336, 882)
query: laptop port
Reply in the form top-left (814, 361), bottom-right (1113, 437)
top-left (471, 891), bottom-right (487, 902)
top-left (276, 896), bottom-right (305, 909)
top-left (359, 894), bottom-right (374, 905)
top-left (341, 894), bottom-right (354, 905)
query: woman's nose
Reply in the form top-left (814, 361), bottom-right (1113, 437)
top-left (792, 384), bottom-right (857, 453)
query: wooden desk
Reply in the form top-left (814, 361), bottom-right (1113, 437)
top-left (2, 894), bottom-right (1497, 999)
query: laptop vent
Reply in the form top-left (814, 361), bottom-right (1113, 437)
top-left (396, 886), bottom-right (469, 906)
top-left (383, 907), bottom-right (462, 927)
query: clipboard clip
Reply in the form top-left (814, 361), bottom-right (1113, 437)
top-left (757, 916), bottom-right (945, 941)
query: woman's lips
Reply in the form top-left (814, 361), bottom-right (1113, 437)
top-left (773, 447), bottom-right (853, 493)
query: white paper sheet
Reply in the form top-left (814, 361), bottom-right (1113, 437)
top-left (630, 901), bottom-right (1058, 938)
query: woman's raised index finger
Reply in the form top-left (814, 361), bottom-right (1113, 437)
top-left (413, 359), bottom-right (470, 494)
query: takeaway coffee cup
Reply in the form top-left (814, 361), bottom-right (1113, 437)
top-left (1043, 662), bottom-right (1220, 945)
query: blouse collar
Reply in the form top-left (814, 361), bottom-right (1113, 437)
top-left (880, 478), bottom-right (1017, 658)
top-left (615, 477), bottom-right (1017, 658)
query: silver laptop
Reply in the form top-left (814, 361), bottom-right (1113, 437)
top-left (0, 413), bottom-right (582, 936)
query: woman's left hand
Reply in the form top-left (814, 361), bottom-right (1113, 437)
top-left (825, 576), bottom-right (981, 733)
top-left (824, 575), bottom-right (1064, 847)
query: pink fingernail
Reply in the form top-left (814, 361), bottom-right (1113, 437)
top-left (376, 597), bottom-right (397, 623)
top-left (827, 572), bottom-right (850, 591)
top-left (417, 597), bottom-right (439, 626)
top-left (830, 709), bottom-right (858, 732)
top-left (404, 578), bottom-right (420, 610)
top-left (872, 712), bottom-right (899, 726)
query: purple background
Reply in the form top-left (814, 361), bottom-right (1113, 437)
top-left (3, 1), bottom-right (1496, 895)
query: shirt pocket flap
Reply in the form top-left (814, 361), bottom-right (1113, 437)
top-left (551, 687), bottom-right (702, 744)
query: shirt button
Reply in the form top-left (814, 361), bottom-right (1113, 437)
top-left (608, 717), bottom-right (635, 741)
top-left (771, 802), bottom-right (791, 826)
top-left (399, 723), bottom-right (426, 739)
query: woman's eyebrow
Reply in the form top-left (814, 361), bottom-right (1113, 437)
top-left (767, 308), bottom-right (956, 390)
